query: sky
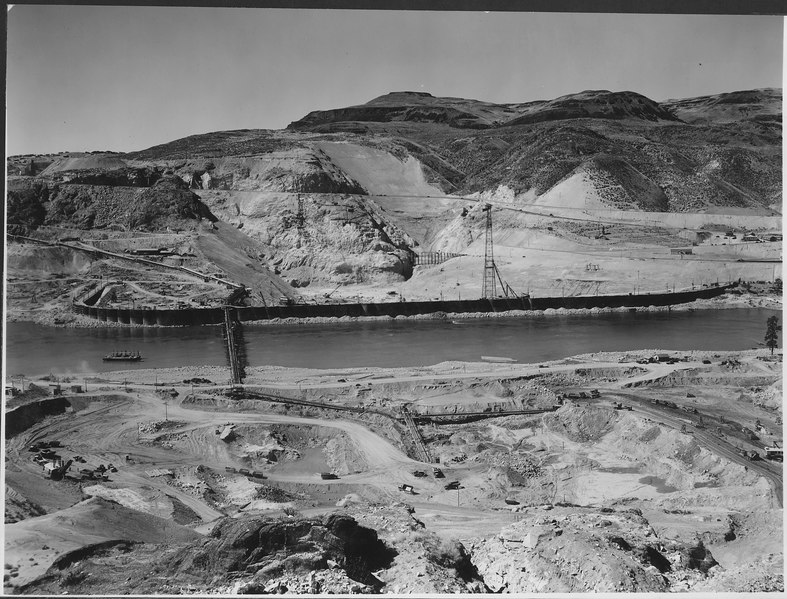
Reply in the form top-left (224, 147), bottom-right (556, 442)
top-left (5, 6), bottom-right (784, 155)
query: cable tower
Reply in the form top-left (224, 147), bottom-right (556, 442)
top-left (481, 204), bottom-right (521, 300)
top-left (482, 204), bottom-right (497, 299)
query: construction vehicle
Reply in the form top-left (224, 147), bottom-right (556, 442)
top-left (444, 481), bottom-right (461, 491)
top-left (433, 467), bottom-right (444, 478)
top-left (44, 459), bottom-right (73, 480)
top-left (765, 446), bottom-right (783, 461)
top-left (412, 470), bottom-right (427, 478)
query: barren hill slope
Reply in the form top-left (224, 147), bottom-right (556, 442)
top-left (6, 87), bottom-right (781, 304)
top-left (663, 88), bottom-right (781, 125)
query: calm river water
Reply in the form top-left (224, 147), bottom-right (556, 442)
top-left (4, 308), bottom-right (781, 377)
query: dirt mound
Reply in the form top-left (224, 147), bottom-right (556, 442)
top-left (543, 403), bottom-right (617, 442)
top-left (4, 485), bottom-right (46, 523)
top-left (6, 245), bottom-right (92, 277)
top-left (39, 153), bottom-right (128, 175)
top-left (4, 497), bottom-right (200, 592)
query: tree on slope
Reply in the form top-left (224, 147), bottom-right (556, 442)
top-left (765, 315), bottom-right (781, 355)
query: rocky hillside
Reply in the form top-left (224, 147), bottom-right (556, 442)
top-left (6, 87), bottom-right (781, 292)
top-left (19, 499), bottom-right (768, 595)
top-left (20, 507), bottom-right (487, 595)
top-left (663, 88), bottom-right (782, 125)
top-left (286, 88), bottom-right (781, 211)
top-left (7, 175), bottom-right (216, 232)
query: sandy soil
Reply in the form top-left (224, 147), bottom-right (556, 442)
top-left (4, 345), bottom-right (782, 592)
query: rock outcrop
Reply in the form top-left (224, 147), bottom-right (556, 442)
top-left (159, 513), bottom-right (396, 589)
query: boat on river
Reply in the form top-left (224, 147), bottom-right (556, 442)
top-left (103, 350), bottom-right (142, 362)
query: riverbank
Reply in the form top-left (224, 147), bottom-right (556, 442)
top-left (64, 347), bottom-right (781, 390)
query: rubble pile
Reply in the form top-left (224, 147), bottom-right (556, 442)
top-left (543, 403), bottom-right (617, 442)
top-left (138, 420), bottom-right (185, 434)
top-left (467, 504), bottom-right (725, 592)
top-left (483, 452), bottom-right (543, 484)
top-left (342, 502), bottom-right (488, 594)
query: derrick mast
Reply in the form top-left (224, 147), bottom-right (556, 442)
top-left (482, 204), bottom-right (497, 299)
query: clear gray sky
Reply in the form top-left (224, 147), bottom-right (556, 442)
top-left (6, 7), bottom-right (784, 155)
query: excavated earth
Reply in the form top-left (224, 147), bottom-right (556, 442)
top-left (4, 349), bottom-right (783, 594)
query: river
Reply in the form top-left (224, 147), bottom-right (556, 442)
top-left (4, 308), bottom-right (781, 377)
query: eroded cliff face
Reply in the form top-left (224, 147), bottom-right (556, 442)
top-left (128, 147), bottom-right (368, 195)
top-left (198, 190), bottom-right (416, 288)
top-left (7, 175), bottom-right (216, 232)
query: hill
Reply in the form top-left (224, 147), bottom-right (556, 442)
top-left (5, 87), bottom-right (782, 308)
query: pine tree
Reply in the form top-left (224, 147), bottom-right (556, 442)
top-left (765, 316), bottom-right (781, 355)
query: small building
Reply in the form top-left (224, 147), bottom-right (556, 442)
top-left (742, 235), bottom-right (762, 243)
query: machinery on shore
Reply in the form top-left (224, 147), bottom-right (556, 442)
top-left (103, 350), bottom-right (142, 362)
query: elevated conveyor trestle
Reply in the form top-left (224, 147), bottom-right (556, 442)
top-left (400, 405), bottom-right (433, 463)
top-left (223, 306), bottom-right (247, 385)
